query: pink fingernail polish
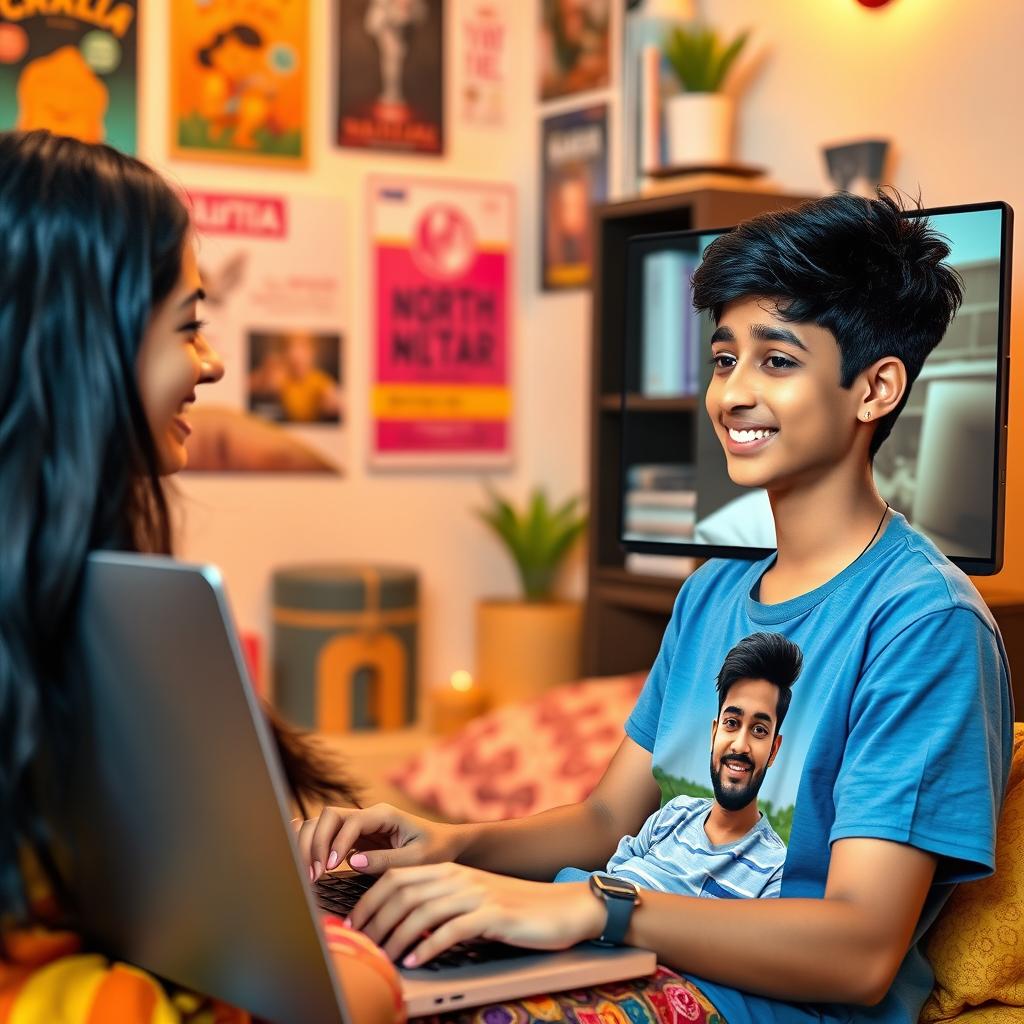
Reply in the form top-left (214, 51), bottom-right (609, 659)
top-left (342, 917), bottom-right (352, 928)
top-left (313, 861), bottom-right (323, 880)
top-left (403, 953), bottom-right (418, 968)
top-left (326, 851), bottom-right (339, 870)
top-left (308, 865), bottom-right (314, 882)
top-left (349, 853), bottom-right (368, 868)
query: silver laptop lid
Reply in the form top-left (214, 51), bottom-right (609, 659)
top-left (70, 552), bottom-right (348, 1024)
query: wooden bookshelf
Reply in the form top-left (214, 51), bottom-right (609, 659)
top-left (582, 187), bottom-right (816, 677)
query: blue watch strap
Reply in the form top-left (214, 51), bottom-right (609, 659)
top-left (601, 888), bottom-right (635, 945)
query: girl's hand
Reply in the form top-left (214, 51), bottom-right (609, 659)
top-left (347, 863), bottom-right (605, 967)
top-left (294, 803), bottom-right (468, 880)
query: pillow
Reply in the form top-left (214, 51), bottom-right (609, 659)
top-left (388, 674), bottom-right (646, 823)
top-left (919, 721), bottom-right (1024, 1023)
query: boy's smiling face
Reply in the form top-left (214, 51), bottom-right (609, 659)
top-left (705, 295), bottom-right (865, 491)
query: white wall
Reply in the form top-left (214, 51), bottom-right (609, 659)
top-left (140, 0), bottom-right (600, 699)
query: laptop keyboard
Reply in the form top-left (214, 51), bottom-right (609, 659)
top-left (315, 872), bottom-right (533, 971)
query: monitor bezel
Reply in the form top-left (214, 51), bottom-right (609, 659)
top-left (619, 199), bottom-right (1013, 576)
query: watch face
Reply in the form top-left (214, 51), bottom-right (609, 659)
top-left (592, 873), bottom-right (638, 900)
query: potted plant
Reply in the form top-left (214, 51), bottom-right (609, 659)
top-left (474, 486), bottom-right (588, 707)
top-left (662, 23), bottom-right (748, 166)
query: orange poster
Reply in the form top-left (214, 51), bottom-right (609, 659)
top-left (170, 0), bottom-right (308, 167)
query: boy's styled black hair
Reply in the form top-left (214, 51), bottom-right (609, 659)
top-left (716, 632), bottom-right (803, 733)
top-left (691, 190), bottom-right (964, 454)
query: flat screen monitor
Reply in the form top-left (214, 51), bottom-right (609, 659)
top-left (620, 201), bottom-right (1012, 575)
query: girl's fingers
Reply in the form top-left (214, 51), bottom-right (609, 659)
top-left (402, 911), bottom-right (491, 969)
top-left (349, 864), bottom-right (444, 932)
top-left (380, 890), bottom-right (478, 963)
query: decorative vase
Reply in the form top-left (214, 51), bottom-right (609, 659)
top-left (664, 92), bottom-right (734, 166)
top-left (476, 600), bottom-right (583, 707)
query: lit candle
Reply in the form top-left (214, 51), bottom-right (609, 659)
top-left (432, 670), bottom-right (488, 735)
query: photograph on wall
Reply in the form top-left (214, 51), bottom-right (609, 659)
top-left (538, 0), bottom-right (609, 101)
top-left (169, 0), bottom-right (309, 167)
top-left (248, 330), bottom-right (343, 425)
top-left (336, 0), bottom-right (444, 154)
top-left (369, 176), bottom-right (514, 468)
top-left (184, 190), bottom-right (347, 473)
top-left (0, 1), bottom-right (137, 151)
top-left (540, 103), bottom-right (608, 291)
top-left (460, 1), bottom-right (508, 128)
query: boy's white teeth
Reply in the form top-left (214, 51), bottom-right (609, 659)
top-left (728, 427), bottom-right (775, 443)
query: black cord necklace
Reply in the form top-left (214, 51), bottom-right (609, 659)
top-left (856, 502), bottom-right (890, 563)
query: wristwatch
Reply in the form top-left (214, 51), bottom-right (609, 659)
top-left (589, 873), bottom-right (641, 946)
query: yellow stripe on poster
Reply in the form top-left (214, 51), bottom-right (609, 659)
top-left (374, 238), bottom-right (509, 254)
top-left (373, 385), bottom-right (510, 420)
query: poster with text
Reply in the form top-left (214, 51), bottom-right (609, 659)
top-left (170, 0), bottom-right (309, 167)
top-left (461, 2), bottom-right (508, 128)
top-left (370, 177), bottom-right (514, 468)
top-left (0, 1), bottom-right (137, 151)
top-left (184, 190), bottom-right (346, 473)
top-left (336, 0), bottom-right (444, 154)
top-left (541, 104), bottom-right (607, 291)
top-left (539, 0), bottom-right (609, 101)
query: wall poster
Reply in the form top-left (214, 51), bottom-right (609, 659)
top-left (185, 190), bottom-right (347, 473)
top-left (170, 0), bottom-right (309, 167)
top-left (540, 104), bottom-right (608, 291)
top-left (369, 177), bottom-right (514, 468)
top-left (0, 0), bottom-right (137, 151)
top-left (336, 0), bottom-right (444, 154)
top-left (460, 1), bottom-right (508, 128)
top-left (538, 0), bottom-right (609, 101)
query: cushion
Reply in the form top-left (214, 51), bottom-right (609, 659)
top-left (388, 674), bottom-right (645, 822)
top-left (919, 721), bottom-right (1024, 1023)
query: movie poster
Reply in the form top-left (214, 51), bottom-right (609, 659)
top-left (184, 190), bottom-right (347, 473)
top-left (370, 177), bottom-right (514, 468)
top-left (0, 1), bottom-right (137, 152)
top-left (538, 0), bottom-right (609, 101)
top-left (170, 0), bottom-right (309, 167)
top-left (336, 0), bottom-right (444, 154)
top-left (461, 2), bottom-right (508, 128)
top-left (541, 104), bottom-right (608, 291)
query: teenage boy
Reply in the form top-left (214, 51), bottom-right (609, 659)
top-left (299, 192), bottom-right (1013, 1024)
top-left (556, 631), bottom-right (802, 900)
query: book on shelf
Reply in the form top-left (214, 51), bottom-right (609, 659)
top-left (640, 250), bottom-right (700, 397)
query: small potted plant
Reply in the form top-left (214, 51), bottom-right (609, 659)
top-left (474, 486), bottom-right (587, 707)
top-left (662, 23), bottom-right (748, 166)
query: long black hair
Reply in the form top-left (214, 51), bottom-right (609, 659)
top-left (0, 131), bottom-right (356, 924)
top-left (692, 190), bottom-right (964, 455)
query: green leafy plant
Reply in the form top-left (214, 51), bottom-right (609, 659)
top-left (663, 24), bottom-right (749, 93)
top-left (476, 486), bottom-right (587, 602)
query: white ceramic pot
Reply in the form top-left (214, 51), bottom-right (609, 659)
top-left (664, 92), bottom-right (735, 166)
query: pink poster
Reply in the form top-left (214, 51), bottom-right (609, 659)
top-left (370, 177), bottom-right (514, 468)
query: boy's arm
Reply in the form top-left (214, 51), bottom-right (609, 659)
top-left (621, 836), bottom-right (936, 1006)
top-left (457, 735), bottom-right (661, 880)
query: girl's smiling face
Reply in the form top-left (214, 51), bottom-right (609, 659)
top-left (136, 242), bottom-right (224, 475)
top-left (705, 295), bottom-right (864, 492)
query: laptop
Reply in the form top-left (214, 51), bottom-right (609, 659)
top-left (68, 552), bottom-right (657, 1020)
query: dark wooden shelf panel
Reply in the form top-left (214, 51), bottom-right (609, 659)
top-left (593, 579), bottom-right (678, 615)
top-left (599, 393), bottom-right (698, 413)
top-left (596, 566), bottom-right (686, 589)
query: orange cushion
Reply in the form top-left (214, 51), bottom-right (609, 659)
top-left (919, 722), bottom-right (1024, 1022)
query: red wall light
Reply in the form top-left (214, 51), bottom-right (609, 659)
top-left (857, 0), bottom-right (896, 7)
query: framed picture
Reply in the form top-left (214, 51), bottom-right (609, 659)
top-left (0, 2), bottom-right (138, 152)
top-left (169, 0), bottom-right (309, 167)
top-left (540, 104), bottom-right (608, 291)
top-left (539, 0), bottom-right (609, 101)
top-left (336, 0), bottom-right (444, 154)
top-left (369, 176), bottom-right (514, 468)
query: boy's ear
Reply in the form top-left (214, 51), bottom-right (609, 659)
top-left (858, 356), bottom-right (907, 422)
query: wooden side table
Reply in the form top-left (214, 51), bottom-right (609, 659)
top-left (980, 591), bottom-right (1024, 720)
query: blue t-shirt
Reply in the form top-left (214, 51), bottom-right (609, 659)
top-left (608, 795), bottom-right (786, 899)
top-left (626, 512), bottom-right (1013, 1024)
